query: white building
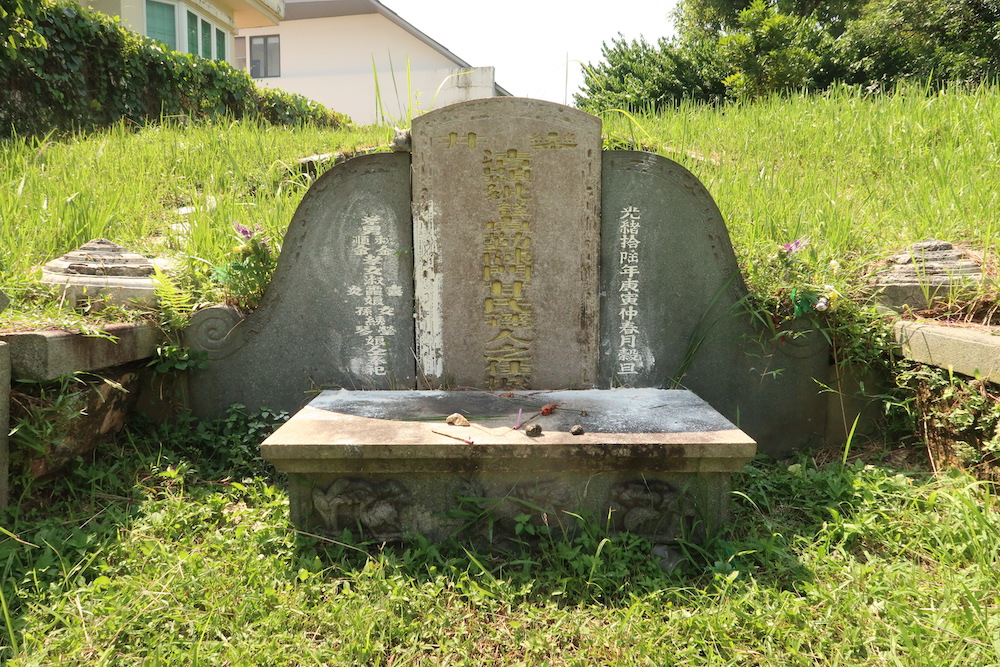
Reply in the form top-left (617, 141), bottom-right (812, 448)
top-left (83, 0), bottom-right (284, 64)
top-left (236, 0), bottom-right (509, 125)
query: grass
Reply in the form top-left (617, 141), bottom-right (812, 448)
top-left (1, 82), bottom-right (998, 328)
top-left (601, 82), bottom-right (1000, 309)
top-left (2, 84), bottom-right (1000, 663)
top-left (0, 119), bottom-right (391, 322)
top-left (1, 415), bottom-right (998, 664)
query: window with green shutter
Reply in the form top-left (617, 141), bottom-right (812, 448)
top-left (187, 11), bottom-right (199, 55)
top-left (201, 20), bottom-right (211, 58)
top-left (145, 0), bottom-right (176, 50)
top-left (216, 28), bottom-right (226, 62)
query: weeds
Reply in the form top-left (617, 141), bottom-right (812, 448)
top-left (2, 431), bottom-right (999, 664)
top-left (900, 364), bottom-right (1000, 478)
top-left (0, 118), bottom-right (391, 327)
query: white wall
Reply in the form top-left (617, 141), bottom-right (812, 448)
top-left (239, 14), bottom-right (497, 125)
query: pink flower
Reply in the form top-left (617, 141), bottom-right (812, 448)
top-left (782, 239), bottom-right (807, 254)
top-left (233, 222), bottom-right (253, 240)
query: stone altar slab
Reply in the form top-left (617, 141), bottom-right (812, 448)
top-left (411, 98), bottom-right (602, 390)
top-left (263, 388), bottom-right (755, 564)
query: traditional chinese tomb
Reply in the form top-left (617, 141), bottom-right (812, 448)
top-left (186, 99), bottom-right (764, 567)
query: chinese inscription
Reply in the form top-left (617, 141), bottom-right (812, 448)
top-left (347, 214), bottom-right (403, 376)
top-left (483, 148), bottom-right (535, 389)
top-left (529, 132), bottom-right (578, 149)
top-left (617, 206), bottom-right (641, 376)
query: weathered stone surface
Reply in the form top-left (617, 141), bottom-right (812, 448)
top-left (0, 342), bottom-right (10, 509)
top-left (411, 98), bottom-right (602, 390)
top-left (874, 239), bottom-right (984, 310)
top-left (186, 153), bottom-right (415, 416)
top-left (264, 388), bottom-right (754, 564)
top-left (10, 367), bottom-right (140, 479)
top-left (0, 290), bottom-right (8, 314)
top-left (895, 320), bottom-right (1000, 383)
top-left (599, 151), bottom-right (831, 456)
top-left (40, 239), bottom-right (157, 309)
top-left (0, 322), bottom-right (163, 381)
top-left (599, 151), bottom-right (748, 387)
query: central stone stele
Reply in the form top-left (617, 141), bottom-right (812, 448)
top-left (190, 99), bottom-right (757, 568)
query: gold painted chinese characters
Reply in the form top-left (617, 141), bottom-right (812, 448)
top-left (482, 148), bottom-right (535, 389)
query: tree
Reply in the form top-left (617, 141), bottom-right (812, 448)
top-left (575, 0), bottom-right (1000, 110)
top-left (719, 0), bottom-right (835, 97)
top-left (835, 0), bottom-right (1000, 85)
top-left (1, 0), bottom-right (47, 60)
top-left (575, 34), bottom-right (727, 111)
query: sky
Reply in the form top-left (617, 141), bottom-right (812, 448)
top-left (389, 1), bottom-right (679, 104)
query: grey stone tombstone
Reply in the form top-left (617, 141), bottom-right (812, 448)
top-left (186, 153), bottom-right (415, 416)
top-left (600, 151), bottom-right (830, 455)
top-left (411, 98), bottom-right (602, 390)
top-left (600, 151), bottom-right (749, 388)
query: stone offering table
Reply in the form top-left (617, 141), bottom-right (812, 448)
top-left (264, 388), bottom-right (754, 567)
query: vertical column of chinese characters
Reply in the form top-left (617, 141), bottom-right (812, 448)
top-left (618, 206), bottom-right (641, 378)
top-left (347, 214), bottom-right (403, 377)
top-left (482, 148), bottom-right (534, 389)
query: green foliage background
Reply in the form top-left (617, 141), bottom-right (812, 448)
top-left (0, 0), bottom-right (352, 136)
top-left (577, 0), bottom-right (1000, 109)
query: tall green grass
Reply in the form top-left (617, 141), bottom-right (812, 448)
top-left (0, 119), bottom-right (390, 314)
top-left (1, 83), bottom-right (997, 323)
top-left (603, 82), bottom-right (1000, 297)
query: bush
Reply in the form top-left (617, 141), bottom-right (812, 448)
top-left (577, 0), bottom-right (1000, 110)
top-left (576, 35), bottom-right (727, 112)
top-left (0, 0), bottom-right (352, 137)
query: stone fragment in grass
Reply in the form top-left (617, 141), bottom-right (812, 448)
top-left (873, 239), bottom-right (984, 311)
top-left (446, 412), bottom-right (470, 426)
top-left (40, 239), bottom-right (157, 310)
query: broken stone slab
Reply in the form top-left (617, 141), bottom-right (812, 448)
top-left (0, 322), bottom-right (163, 381)
top-left (873, 239), bottom-right (984, 311)
top-left (262, 387), bottom-right (756, 570)
top-left (894, 320), bottom-right (1000, 384)
top-left (14, 366), bottom-right (140, 479)
top-left (40, 239), bottom-right (157, 309)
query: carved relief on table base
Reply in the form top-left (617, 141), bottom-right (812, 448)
top-left (312, 478), bottom-right (412, 542)
top-left (610, 479), bottom-right (698, 542)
